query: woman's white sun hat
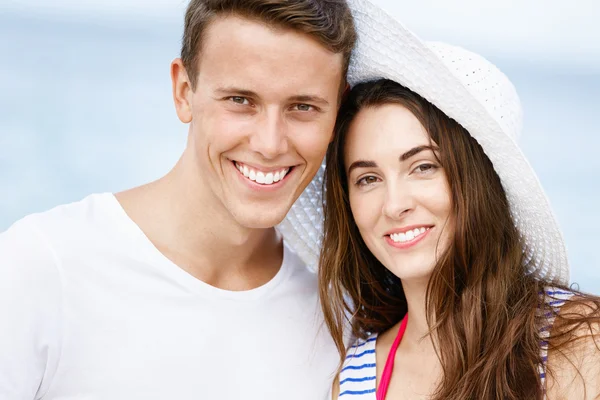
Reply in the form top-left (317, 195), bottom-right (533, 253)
top-left (278, 0), bottom-right (569, 285)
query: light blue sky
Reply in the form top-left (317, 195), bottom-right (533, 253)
top-left (1, 1), bottom-right (599, 293)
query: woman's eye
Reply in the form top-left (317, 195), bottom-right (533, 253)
top-left (357, 176), bottom-right (379, 186)
top-left (413, 163), bottom-right (438, 174)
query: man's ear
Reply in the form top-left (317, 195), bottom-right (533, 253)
top-left (171, 58), bottom-right (193, 124)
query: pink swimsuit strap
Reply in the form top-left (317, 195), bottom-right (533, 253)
top-left (376, 314), bottom-right (408, 400)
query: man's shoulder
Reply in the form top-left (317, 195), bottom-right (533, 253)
top-left (31, 192), bottom-right (113, 225)
top-left (1, 193), bottom-right (117, 252)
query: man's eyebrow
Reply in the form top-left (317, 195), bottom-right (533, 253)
top-left (347, 160), bottom-right (378, 175)
top-left (214, 87), bottom-right (329, 106)
top-left (399, 145), bottom-right (439, 162)
top-left (214, 87), bottom-right (259, 98)
top-left (288, 95), bottom-right (330, 107)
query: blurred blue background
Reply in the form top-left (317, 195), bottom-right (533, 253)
top-left (1, 0), bottom-right (599, 292)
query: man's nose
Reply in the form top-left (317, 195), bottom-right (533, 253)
top-left (249, 108), bottom-right (289, 159)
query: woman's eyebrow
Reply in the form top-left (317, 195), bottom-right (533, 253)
top-left (399, 145), bottom-right (439, 162)
top-left (347, 160), bottom-right (377, 175)
top-left (347, 145), bottom-right (439, 174)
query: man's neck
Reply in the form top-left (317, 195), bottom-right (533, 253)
top-left (115, 157), bottom-right (284, 291)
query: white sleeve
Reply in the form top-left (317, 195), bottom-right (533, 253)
top-left (0, 218), bottom-right (63, 400)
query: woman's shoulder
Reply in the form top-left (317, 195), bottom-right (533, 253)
top-left (544, 286), bottom-right (600, 399)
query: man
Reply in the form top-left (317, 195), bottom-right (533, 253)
top-left (0, 1), bottom-right (356, 398)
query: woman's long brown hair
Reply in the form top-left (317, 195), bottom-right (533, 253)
top-left (319, 79), bottom-right (600, 399)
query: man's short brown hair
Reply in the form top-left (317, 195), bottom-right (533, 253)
top-left (181, 0), bottom-right (356, 91)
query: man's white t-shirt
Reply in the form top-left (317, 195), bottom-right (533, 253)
top-left (0, 193), bottom-right (339, 400)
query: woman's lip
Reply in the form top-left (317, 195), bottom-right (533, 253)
top-left (384, 227), bottom-right (432, 249)
top-left (384, 225), bottom-right (433, 236)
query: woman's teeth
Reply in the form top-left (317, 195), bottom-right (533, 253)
top-left (390, 227), bottom-right (429, 243)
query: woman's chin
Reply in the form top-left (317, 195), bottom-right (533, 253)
top-left (385, 258), bottom-right (436, 284)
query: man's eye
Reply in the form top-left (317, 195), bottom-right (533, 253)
top-left (230, 96), bottom-right (249, 105)
top-left (294, 104), bottom-right (314, 112)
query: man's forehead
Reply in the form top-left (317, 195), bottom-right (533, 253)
top-left (197, 14), bottom-right (344, 75)
top-left (194, 19), bottom-right (343, 99)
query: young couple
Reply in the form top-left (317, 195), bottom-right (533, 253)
top-left (1, 0), bottom-right (598, 399)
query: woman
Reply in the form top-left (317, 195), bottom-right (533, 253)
top-left (321, 76), bottom-right (600, 399)
top-left (309, 1), bottom-right (600, 399)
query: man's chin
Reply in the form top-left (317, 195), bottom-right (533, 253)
top-left (232, 208), bottom-right (288, 230)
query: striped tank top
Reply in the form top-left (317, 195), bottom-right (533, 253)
top-left (336, 287), bottom-right (574, 399)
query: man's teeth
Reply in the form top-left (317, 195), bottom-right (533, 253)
top-left (390, 227), bottom-right (429, 243)
top-left (236, 162), bottom-right (289, 185)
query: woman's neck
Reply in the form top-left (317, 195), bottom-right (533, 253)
top-left (401, 279), bottom-right (437, 351)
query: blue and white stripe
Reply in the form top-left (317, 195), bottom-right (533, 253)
top-left (337, 334), bottom-right (378, 398)
top-left (538, 287), bottom-right (574, 398)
